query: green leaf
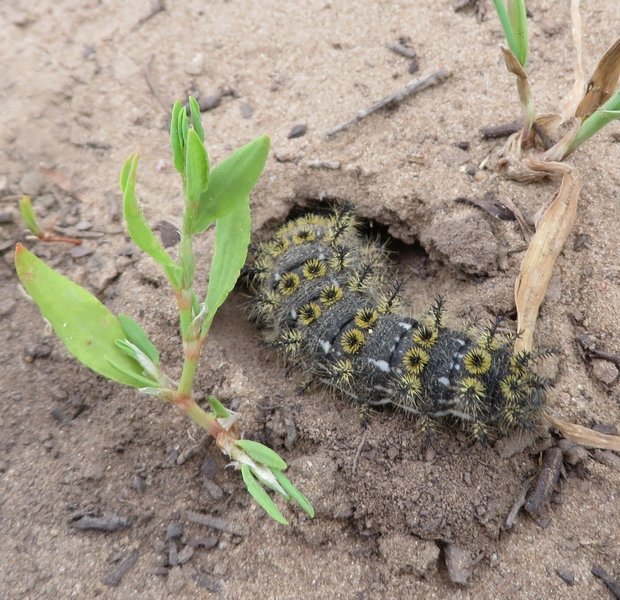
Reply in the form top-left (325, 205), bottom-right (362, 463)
top-left (273, 470), bottom-right (315, 518)
top-left (14, 244), bottom-right (148, 388)
top-left (185, 129), bottom-right (209, 208)
top-left (208, 395), bottom-right (231, 418)
top-left (235, 440), bottom-right (288, 471)
top-left (120, 154), bottom-right (181, 283)
top-left (107, 351), bottom-right (160, 387)
top-left (203, 196), bottom-right (251, 333)
top-left (194, 135), bottom-right (270, 233)
top-left (508, 0), bottom-right (528, 67)
top-left (568, 92), bottom-right (620, 154)
top-left (493, 1), bottom-right (519, 64)
top-left (188, 96), bottom-right (205, 142)
top-left (241, 464), bottom-right (288, 525)
top-left (178, 106), bottom-right (189, 150)
top-left (118, 314), bottom-right (160, 364)
top-left (19, 196), bottom-right (42, 236)
top-left (170, 101), bottom-right (185, 174)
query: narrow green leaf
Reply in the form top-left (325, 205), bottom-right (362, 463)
top-left (194, 135), bottom-right (270, 233)
top-left (568, 92), bottom-right (620, 154)
top-left (235, 440), bottom-right (288, 471)
top-left (273, 470), bottom-right (314, 517)
top-left (185, 129), bottom-right (209, 208)
top-left (170, 101), bottom-right (185, 174)
top-left (178, 107), bottom-right (189, 150)
top-left (19, 196), bottom-right (42, 236)
top-left (188, 96), bottom-right (205, 142)
top-left (208, 395), bottom-right (231, 418)
top-left (120, 154), bottom-right (180, 278)
top-left (118, 314), bottom-right (159, 364)
top-left (203, 197), bottom-right (251, 333)
top-left (241, 464), bottom-right (288, 525)
top-left (508, 0), bottom-right (528, 67)
top-left (14, 244), bottom-right (148, 388)
top-left (493, 1), bottom-right (518, 63)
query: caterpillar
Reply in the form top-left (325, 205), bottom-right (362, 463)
top-left (246, 208), bottom-right (547, 441)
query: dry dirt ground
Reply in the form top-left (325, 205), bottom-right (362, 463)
top-left (1, 1), bottom-right (619, 598)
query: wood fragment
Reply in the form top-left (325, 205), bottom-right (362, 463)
top-left (132, 0), bottom-right (166, 32)
top-left (545, 412), bottom-right (620, 451)
top-left (184, 511), bottom-right (247, 537)
top-left (386, 43), bottom-right (417, 60)
top-left (103, 550), bottom-right (139, 587)
top-left (505, 480), bottom-right (530, 528)
top-left (326, 69), bottom-right (451, 137)
top-left (480, 121), bottom-right (521, 139)
top-left (455, 192), bottom-right (516, 221)
top-left (524, 447), bottom-right (563, 516)
top-left (73, 514), bottom-right (131, 532)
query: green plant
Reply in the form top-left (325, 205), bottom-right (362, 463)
top-left (15, 96), bottom-right (314, 525)
top-left (492, 0), bottom-right (620, 175)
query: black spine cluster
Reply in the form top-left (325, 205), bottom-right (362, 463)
top-left (247, 209), bottom-right (546, 441)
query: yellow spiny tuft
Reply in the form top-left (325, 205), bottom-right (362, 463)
top-left (328, 245), bottom-right (352, 272)
top-left (459, 377), bottom-right (486, 400)
top-left (279, 329), bottom-right (303, 354)
top-left (264, 237), bottom-right (289, 257)
top-left (298, 302), bottom-right (321, 326)
top-left (412, 324), bottom-right (439, 349)
top-left (463, 347), bottom-right (492, 375)
top-left (292, 228), bottom-right (316, 245)
top-left (278, 272), bottom-right (300, 295)
top-left (400, 373), bottom-right (422, 399)
top-left (319, 283), bottom-right (344, 307)
top-left (347, 267), bottom-right (372, 292)
top-left (354, 307), bottom-right (379, 329)
top-left (330, 359), bottom-right (354, 385)
top-left (500, 374), bottom-right (527, 402)
top-left (403, 347), bottom-right (430, 375)
top-left (341, 328), bottom-right (366, 354)
top-left (302, 258), bottom-right (327, 280)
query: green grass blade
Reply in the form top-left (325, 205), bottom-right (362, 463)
top-left (202, 196), bottom-right (251, 333)
top-left (120, 154), bottom-right (180, 280)
top-left (241, 464), bottom-right (288, 525)
top-left (188, 96), bottom-right (205, 142)
top-left (492, 0), bottom-right (519, 62)
top-left (273, 470), bottom-right (315, 518)
top-left (15, 244), bottom-right (148, 388)
top-left (235, 440), bottom-right (288, 471)
top-left (194, 135), bottom-right (270, 233)
top-left (569, 91), bottom-right (620, 153)
top-left (508, 0), bottom-right (528, 67)
top-left (106, 353), bottom-right (160, 387)
top-left (170, 101), bottom-right (185, 174)
top-left (19, 196), bottom-right (42, 236)
top-left (118, 314), bottom-right (159, 364)
top-left (208, 395), bottom-right (231, 418)
top-left (185, 129), bottom-right (210, 216)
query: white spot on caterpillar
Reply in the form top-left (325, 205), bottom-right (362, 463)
top-left (368, 358), bottom-right (390, 372)
top-left (398, 322), bottom-right (412, 330)
top-left (438, 376), bottom-right (451, 386)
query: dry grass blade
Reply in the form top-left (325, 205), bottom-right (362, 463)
top-left (514, 172), bottom-right (581, 353)
top-left (561, 0), bottom-right (585, 120)
top-left (575, 37), bottom-right (620, 119)
top-left (545, 411), bottom-right (620, 451)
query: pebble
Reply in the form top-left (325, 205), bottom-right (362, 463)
top-left (176, 545), bottom-right (194, 565)
top-left (20, 171), bottom-right (45, 196)
top-left (132, 475), bottom-right (147, 493)
top-left (0, 209), bottom-right (16, 224)
top-left (240, 102), bottom-right (253, 119)
top-left (378, 533), bottom-right (439, 577)
top-left (166, 522), bottom-right (184, 541)
top-left (70, 245), bottom-right (95, 259)
top-left (288, 123), bottom-right (307, 139)
top-left (187, 53), bottom-right (204, 75)
top-left (87, 259), bottom-right (119, 292)
top-left (0, 298), bottom-right (16, 317)
top-left (592, 360), bottom-right (618, 385)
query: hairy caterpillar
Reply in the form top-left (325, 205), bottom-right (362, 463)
top-left (246, 208), bottom-right (547, 441)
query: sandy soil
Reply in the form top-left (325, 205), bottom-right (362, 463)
top-left (1, 1), bottom-right (619, 598)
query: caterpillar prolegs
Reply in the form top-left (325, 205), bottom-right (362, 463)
top-left (246, 208), bottom-right (547, 441)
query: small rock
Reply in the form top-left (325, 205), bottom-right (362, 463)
top-left (20, 171), bottom-right (45, 196)
top-left (0, 209), bottom-right (16, 224)
top-left (591, 360), bottom-right (618, 385)
top-left (73, 514), bottom-right (130, 531)
top-left (203, 479), bottom-right (224, 500)
top-left (70, 245), bottom-right (95, 259)
top-left (166, 522), bottom-right (184, 541)
top-left (87, 259), bottom-right (119, 292)
top-left (199, 94), bottom-right (222, 111)
top-left (287, 123), bottom-right (307, 139)
top-left (240, 103), bottom-right (253, 119)
top-left (83, 463), bottom-right (105, 481)
top-left (187, 53), bottom-right (204, 76)
top-left (177, 545), bottom-right (194, 565)
top-left (444, 544), bottom-right (482, 585)
top-left (132, 475), bottom-right (147, 493)
top-left (200, 455), bottom-right (219, 480)
top-left (184, 535), bottom-right (218, 549)
top-left (556, 568), bottom-right (575, 586)
top-left (158, 220), bottom-right (180, 248)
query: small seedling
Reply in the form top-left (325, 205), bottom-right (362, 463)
top-left (19, 195), bottom-right (82, 245)
top-left (492, 0), bottom-right (620, 178)
top-left (15, 97), bottom-right (314, 525)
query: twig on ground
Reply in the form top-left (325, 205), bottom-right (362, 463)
top-left (132, 0), bottom-right (166, 31)
top-left (144, 55), bottom-right (168, 111)
top-left (351, 429), bottom-right (368, 477)
top-left (386, 43), bottom-right (417, 60)
top-left (480, 120), bottom-right (521, 139)
top-left (524, 447), bottom-right (563, 516)
top-left (326, 69), bottom-right (451, 137)
top-left (592, 565), bottom-right (620, 599)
